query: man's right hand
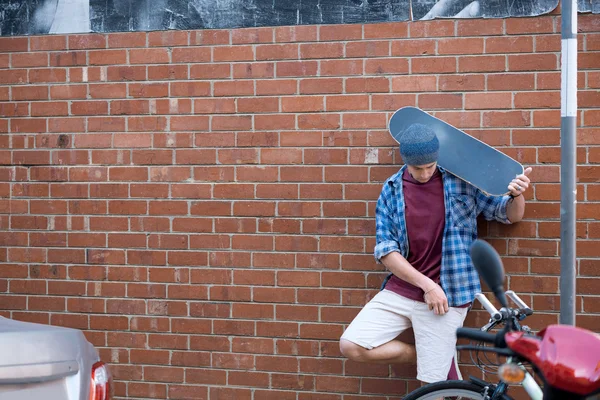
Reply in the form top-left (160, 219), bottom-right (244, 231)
top-left (423, 283), bottom-right (449, 315)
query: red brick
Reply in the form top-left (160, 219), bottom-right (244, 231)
top-left (0, 37), bottom-right (26, 52)
top-left (514, 91), bottom-right (560, 109)
top-left (68, 34), bottom-right (106, 49)
top-left (237, 97), bottom-right (279, 113)
top-left (171, 116), bottom-right (210, 131)
top-left (50, 84), bottom-right (87, 99)
top-left (410, 20), bottom-right (454, 38)
top-left (11, 117), bottom-right (47, 133)
top-left (371, 94), bottom-right (415, 111)
top-left (29, 68), bottom-right (67, 83)
top-left (128, 117), bottom-right (167, 132)
top-left (0, 70), bottom-right (27, 84)
top-left (346, 77), bottom-right (389, 93)
top-left (129, 49), bottom-right (170, 64)
top-left (300, 43), bottom-right (344, 59)
top-left (232, 27), bottom-right (274, 44)
top-left (148, 65), bottom-right (188, 80)
top-left (320, 24), bottom-right (362, 41)
top-left (0, 103), bottom-right (28, 117)
top-left (12, 86), bottom-right (48, 101)
top-left (214, 46), bottom-right (254, 62)
top-left (508, 54), bottom-right (558, 72)
top-left (392, 75), bottom-right (436, 92)
top-left (129, 83), bottom-right (169, 98)
top-left (343, 113), bottom-right (387, 129)
top-left (107, 65), bottom-right (147, 81)
top-left (465, 93), bottom-right (511, 109)
top-left (212, 116), bottom-right (252, 131)
top-left (71, 101), bottom-right (108, 116)
top-left (276, 202), bottom-right (321, 218)
top-left (188, 29), bottom-right (229, 45)
top-left (148, 31), bottom-right (188, 47)
top-left (150, 166), bottom-right (193, 181)
top-left (276, 61), bottom-right (319, 77)
top-left (50, 51), bottom-right (86, 67)
top-left (233, 62), bottom-right (275, 79)
top-left (457, 19), bottom-right (503, 36)
top-left (190, 64), bottom-right (231, 80)
top-left (107, 32), bottom-right (147, 48)
top-left (89, 49), bottom-right (127, 65)
top-left (458, 56), bottom-right (505, 73)
top-left (483, 111), bottom-right (530, 127)
top-left (275, 26), bottom-right (317, 43)
top-left (506, 16), bottom-right (555, 34)
top-left (282, 96), bottom-right (324, 113)
top-left (256, 44), bottom-right (298, 60)
top-left (439, 38), bottom-right (484, 55)
top-left (321, 59), bottom-right (363, 76)
top-left (418, 93), bottom-right (463, 110)
top-left (254, 114), bottom-right (295, 131)
top-left (214, 81), bottom-right (254, 97)
top-left (30, 36), bottom-right (67, 51)
top-left (256, 80), bottom-right (297, 95)
top-left (297, 114), bottom-right (340, 130)
top-left (11, 52), bottom-right (48, 68)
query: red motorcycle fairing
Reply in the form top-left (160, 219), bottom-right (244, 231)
top-left (505, 324), bottom-right (600, 396)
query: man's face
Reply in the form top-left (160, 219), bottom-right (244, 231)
top-left (406, 162), bottom-right (437, 183)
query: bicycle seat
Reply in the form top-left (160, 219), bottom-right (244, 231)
top-left (505, 324), bottom-right (600, 396)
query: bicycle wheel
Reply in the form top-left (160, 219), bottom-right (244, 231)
top-left (403, 380), bottom-right (514, 400)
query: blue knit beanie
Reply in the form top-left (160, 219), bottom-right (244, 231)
top-left (398, 123), bottom-right (439, 166)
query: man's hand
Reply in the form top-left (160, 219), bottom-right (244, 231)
top-left (423, 283), bottom-right (449, 315)
top-left (508, 167), bottom-right (533, 197)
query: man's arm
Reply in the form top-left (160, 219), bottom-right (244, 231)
top-left (506, 167), bottom-right (532, 223)
top-left (380, 252), bottom-right (449, 315)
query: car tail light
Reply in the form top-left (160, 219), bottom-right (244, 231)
top-left (89, 361), bottom-right (112, 400)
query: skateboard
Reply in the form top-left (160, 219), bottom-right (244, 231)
top-left (388, 107), bottom-right (524, 196)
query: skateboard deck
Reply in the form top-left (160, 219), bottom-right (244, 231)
top-left (389, 107), bottom-right (523, 196)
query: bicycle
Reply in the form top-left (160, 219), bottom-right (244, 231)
top-left (404, 289), bottom-right (539, 400)
top-left (404, 240), bottom-right (600, 400)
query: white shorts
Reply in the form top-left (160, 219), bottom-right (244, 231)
top-left (340, 289), bottom-right (469, 383)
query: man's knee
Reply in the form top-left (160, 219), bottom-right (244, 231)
top-left (339, 339), bottom-right (368, 362)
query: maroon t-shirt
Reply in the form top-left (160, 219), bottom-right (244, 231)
top-left (385, 168), bottom-right (445, 302)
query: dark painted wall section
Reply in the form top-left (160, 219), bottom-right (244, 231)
top-left (0, 0), bottom-right (58, 36)
top-left (1, 0), bottom-right (597, 37)
top-left (579, 0), bottom-right (600, 12)
top-left (89, 0), bottom-right (410, 32)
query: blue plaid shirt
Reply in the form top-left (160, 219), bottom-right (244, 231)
top-left (374, 165), bottom-right (511, 306)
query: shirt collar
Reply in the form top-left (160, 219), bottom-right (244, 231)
top-left (389, 164), bottom-right (447, 187)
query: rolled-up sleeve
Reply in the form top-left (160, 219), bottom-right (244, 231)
top-left (374, 185), bottom-right (400, 263)
top-left (476, 190), bottom-right (511, 224)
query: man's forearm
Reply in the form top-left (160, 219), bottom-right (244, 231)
top-left (380, 251), bottom-right (436, 292)
top-left (506, 195), bottom-right (525, 223)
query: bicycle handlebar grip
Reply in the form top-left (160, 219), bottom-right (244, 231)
top-left (456, 328), bottom-right (497, 344)
top-left (475, 293), bottom-right (502, 320)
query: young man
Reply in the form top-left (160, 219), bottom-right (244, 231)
top-left (339, 123), bottom-right (532, 383)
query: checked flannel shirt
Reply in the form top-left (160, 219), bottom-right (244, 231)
top-left (374, 165), bottom-right (511, 307)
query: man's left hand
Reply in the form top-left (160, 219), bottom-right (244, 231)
top-left (508, 167), bottom-right (532, 197)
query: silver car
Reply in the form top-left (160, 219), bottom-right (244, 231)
top-left (0, 316), bottom-right (111, 400)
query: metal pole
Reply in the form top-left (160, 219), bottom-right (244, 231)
top-left (559, 0), bottom-right (577, 326)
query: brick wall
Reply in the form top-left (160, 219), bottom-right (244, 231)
top-left (1, 12), bottom-right (599, 400)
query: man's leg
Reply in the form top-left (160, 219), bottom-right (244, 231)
top-left (412, 304), bottom-right (469, 384)
top-left (339, 290), bottom-right (416, 364)
top-left (447, 352), bottom-right (462, 380)
top-left (340, 338), bottom-right (416, 364)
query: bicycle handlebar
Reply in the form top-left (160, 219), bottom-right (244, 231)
top-left (456, 327), bottom-right (498, 344)
top-left (475, 291), bottom-right (533, 322)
